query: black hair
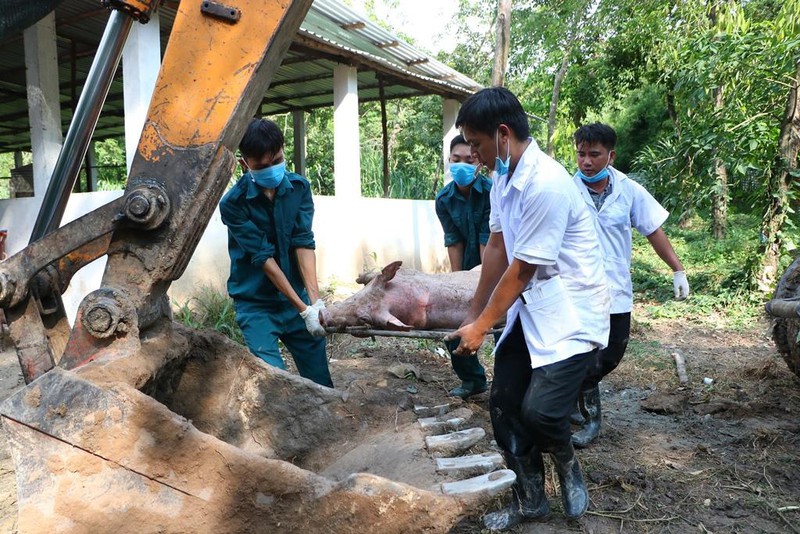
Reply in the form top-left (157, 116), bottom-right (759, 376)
top-left (573, 122), bottom-right (617, 151)
top-left (449, 134), bottom-right (469, 153)
top-left (455, 87), bottom-right (530, 140)
top-left (239, 118), bottom-right (284, 159)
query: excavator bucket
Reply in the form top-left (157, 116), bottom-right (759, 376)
top-left (1, 324), bottom-right (483, 533)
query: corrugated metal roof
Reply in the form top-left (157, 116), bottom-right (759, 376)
top-left (0, 0), bottom-right (481, 152)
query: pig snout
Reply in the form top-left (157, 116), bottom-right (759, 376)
top-left (319, 308), bottom-right (331, 327)
top-left (318, 302), bottom-right (372, 330)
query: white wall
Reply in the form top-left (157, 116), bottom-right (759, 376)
top-left (0, 193), bottom-right (449, 322)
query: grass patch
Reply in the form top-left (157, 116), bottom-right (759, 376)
top-left (173, 286), bottom-right (244, 345)
top-left (630, 213), bottom-right (784, 330)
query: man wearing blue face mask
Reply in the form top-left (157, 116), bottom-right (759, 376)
top-left (447, 87), bottom-right (610, 527)
top-left (434, 134), bottom-right (492, 399)
top-left (570, 122), bottom-right (688, 447)
top-left (219, 118), bottom-right (333, 388)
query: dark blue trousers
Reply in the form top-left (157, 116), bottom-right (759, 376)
top-left (234, 298), bottom-right (333, 388)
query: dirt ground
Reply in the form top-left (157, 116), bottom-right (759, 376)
top-left (0, 308), bottom-right (798, 533)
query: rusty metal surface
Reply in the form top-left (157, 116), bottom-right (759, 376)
top-left (0, 197), bottom-right (126, 309)
top-left (5, 298), bottom-right (59, 383)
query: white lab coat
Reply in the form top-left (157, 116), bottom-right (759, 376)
top-left (490, 139), bottom-right (610, 368)
top-left (572, 167), bottom-right (668, 314)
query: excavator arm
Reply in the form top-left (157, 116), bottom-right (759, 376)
top-left (0, 0), bottom-right (312, 380)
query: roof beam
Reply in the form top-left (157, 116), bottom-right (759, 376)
top-left (291, 35), bottom-right (470, 99)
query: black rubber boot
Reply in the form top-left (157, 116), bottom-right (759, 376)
top-left (569, 390), bottom-right (586, 426)
top-left (571, 385), bottom-right (601, 448)
top-left (551, 444), bottom-right (589, 519)
top-left (483, 451), bottom-right (550, 531)
top-left (449, 381), bottom-right (489, 399)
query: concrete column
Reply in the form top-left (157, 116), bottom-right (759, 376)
top-left (24, 12), bottom-right (63, 202)
top-left (333, 64), bottom-right (360, 199)
top-left (123, 11), bottom-right (161, 173)
top-left (442, 99), bottom-right (460, 178)
top-left (86, 142), bottom-right (99, 192)
top-left (292, 110), bottom-right (306, 177)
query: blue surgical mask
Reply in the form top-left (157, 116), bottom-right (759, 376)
top-left (577, 153), bottom-right (612, 183)
top-left (449, 162), bottom-right (477, 187)
top-left (577, 166), bottom-right (610, 183)
top-left (248, 161), bottom-right (286, 189)
top-left (493, 130), bottom-right (510, 179)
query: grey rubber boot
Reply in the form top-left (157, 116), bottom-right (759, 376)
top-left (483, 450), bottom-right (550, 531)
top-left (550, 444), bottom-right (589, 519)
top-left (571, 385), bottom-right (601, 448)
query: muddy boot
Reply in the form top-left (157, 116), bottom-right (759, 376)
top-left (569, 390), bottom-right (586, 426)
top-left (449, 381), bottom-right (488, 399)
top-left (551, 444), bottom-right (589, 519)
top-left (571, 385), bottom-right (601, 448)
top-left (483, 451), bottom-right (550, 531)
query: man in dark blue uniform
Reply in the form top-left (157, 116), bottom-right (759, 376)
top-left (220, 118), bottom-right (332, 387)
top-left (435, 135), bottom-right (492, 398)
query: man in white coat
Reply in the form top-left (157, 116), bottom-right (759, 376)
top-left (447, 88), bottom-right (610, 529)
top-left (570, 122), bottom-right (689, 448)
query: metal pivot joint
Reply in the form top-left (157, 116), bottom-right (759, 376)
top-left (123, 182), bottom-right (171, 229)
top-left (79, 288), bottom-right (135, 339)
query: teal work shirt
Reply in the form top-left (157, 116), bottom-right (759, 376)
top-left (434, 176), bottom-right (492, 271)
top-left (220, 171), bottom-right (316, 305)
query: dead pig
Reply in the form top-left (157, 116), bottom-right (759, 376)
top-left (319, 261), bottom-right (481, 331)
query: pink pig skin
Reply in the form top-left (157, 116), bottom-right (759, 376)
top-left (319, 261), bottom-right (481, 331)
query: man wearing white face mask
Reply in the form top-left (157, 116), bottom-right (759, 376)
top-left (570, 122), bottom-right (688, 448)
top-left (435, 134), bottom-right (493, 398)
top-left (219, 118), bottom-right (333, 388)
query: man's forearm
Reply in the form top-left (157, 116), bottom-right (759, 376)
top-left (473, 258), bottom-right (536, 332)
top-left (447, 244), bottom-right (465, 272)
top-left (296, 247), bottom-right (321, 303)
top-left (467, 233), bottom-right (507, 319)
top-left (646, 228), bottom-right (684, 272)
top-left (262, 257), bottom-right (306, 312)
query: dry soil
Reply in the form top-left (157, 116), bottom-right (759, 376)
top-left (0, 308), bottom-right (798, 533)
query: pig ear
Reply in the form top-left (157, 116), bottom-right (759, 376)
top-left (384, 314), bottom-right (413, 331)
top-left (374, 309), bottom-right (412, 331)
top-left (379, 261), bottom-right (402, 284)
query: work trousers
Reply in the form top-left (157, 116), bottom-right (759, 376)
top-left (581, 312), bottom-right (631, 390)
top-left (445, 333), bottom-right (499, 389)
top-left (490, 318), bottom-right (593, 455)
top-left (234, 298), bottom-right (333, 388)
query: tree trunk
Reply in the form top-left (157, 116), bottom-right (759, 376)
top-left (378, 77), bottom-right (389, 198)
top-left (491, 0), bottom-right (512, 87)
top-left (546, 45), bottom-right (572, 157)
top-left (712, 86), bottom-right (728, 239)
top-left (758, 59), bottom-right (800, 291)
